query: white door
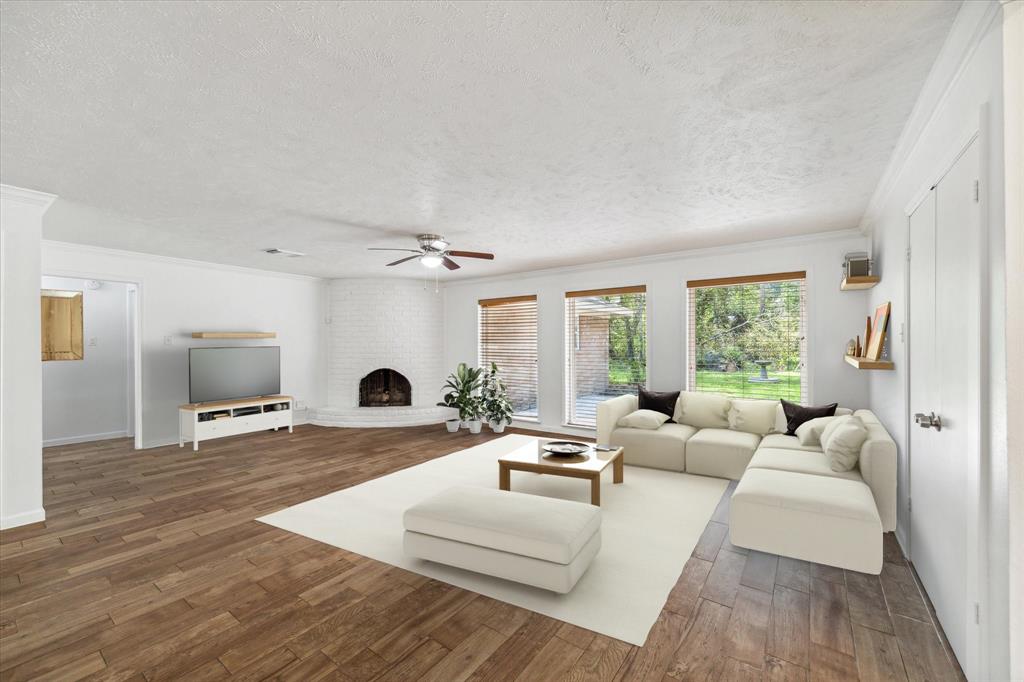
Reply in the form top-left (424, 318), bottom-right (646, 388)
top-left (908, 138), bottom-right (978, 670)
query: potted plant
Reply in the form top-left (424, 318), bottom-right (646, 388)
top-left (482, 362), bottom-right (514, 433)
top-left (438, 362), bottom-right (483, 433)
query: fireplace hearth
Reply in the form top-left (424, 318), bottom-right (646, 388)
top-left (359, 369), bottom-right (412, 407)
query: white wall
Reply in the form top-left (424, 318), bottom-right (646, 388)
top-left (444, 231), bottom-right (871, 437)
top-left (326, 279), bottom-right (444, 408)
top-left (861, 3), bottom-right (1008, 678)
top-left (0, 185), bottom-right (55, 529)
top-left (41, 237), bottom-right (328, 449)
top-left (41, 276), bottom-right (131, 446)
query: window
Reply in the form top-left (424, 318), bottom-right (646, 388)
top-left (565, 286), bottom-right (647, 427)
top-left (479, 295), bottom-right (538, 419)
top-left (687, 271), bottom-right (807, 402)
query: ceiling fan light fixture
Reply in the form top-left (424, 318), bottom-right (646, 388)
top-left (420, 254), bottom-right (444, 268)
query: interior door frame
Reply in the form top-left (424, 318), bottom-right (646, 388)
top-left (42, 268), bottom-right (143, 450)
top-left (902, 106), bottom-right (989, 680)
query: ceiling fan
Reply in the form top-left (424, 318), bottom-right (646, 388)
top-left (368, 234), bottom-right (494, 270)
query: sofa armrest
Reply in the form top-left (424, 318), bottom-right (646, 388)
top-left (854, 409), bottom-right (898, 532)
top-left (597, 394), bottom-right (638, 445)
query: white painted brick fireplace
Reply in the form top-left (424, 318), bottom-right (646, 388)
top-left (311, 279), bottom-right (450, 427)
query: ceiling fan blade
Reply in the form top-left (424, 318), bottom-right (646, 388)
top-left (368, 248), bottom-right (422, 253)
top-left (442, 257), bottom-right (461, 270)
top-left (447, 250), bottom-right (495, 260)
top-left (386, 255), bottom-right (420, 266)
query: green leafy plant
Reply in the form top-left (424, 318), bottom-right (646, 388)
top-left (481, 362), bottom-right (514, 426)
top-left (438, 362), bottom-right (484, 422)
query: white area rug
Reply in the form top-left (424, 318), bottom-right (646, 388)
top-left (257, 434), bottom-right (727, 645)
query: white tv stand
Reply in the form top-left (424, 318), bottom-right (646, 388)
top-left (179, 395), bottom-right (293, 451)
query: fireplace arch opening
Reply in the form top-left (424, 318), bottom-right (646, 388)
top-left (359, 369), bottom-right (411, 407)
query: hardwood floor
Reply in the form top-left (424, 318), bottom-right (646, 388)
top-left (0, 425), bottom-right (965, 681)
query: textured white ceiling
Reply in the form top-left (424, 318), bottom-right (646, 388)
top-left (1, 1), bottom-right (959, 279)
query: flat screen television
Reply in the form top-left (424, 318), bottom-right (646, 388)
top-left (188, 346), bottom-right (280, 403)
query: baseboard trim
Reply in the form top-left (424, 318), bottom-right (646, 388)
top-left (1, 507), bottom-right (46, 530)
top-left (44, 431), bottom-right (129, 447)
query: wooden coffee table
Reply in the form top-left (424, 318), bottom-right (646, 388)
top-left (498, 441), bottom-right (624, 506)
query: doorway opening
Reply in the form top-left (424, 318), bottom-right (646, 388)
top-left (40, 275), bottom-right (142, 449)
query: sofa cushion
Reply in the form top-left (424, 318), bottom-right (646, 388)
top-left (617, 409), bottom-right (670, 430)
top-left (759, 434), bottom-right (823, 453)
top-left (821, 415), bottom-right (869, 472)
top-left (403, 486), bottom-right (601, 565)
top-left (676, 391), bottom-right (731, 429)
top-left (730, 468), bottom-right (882, 574)
top-left (684, 428), bottom-right (760, 479)
top-left (747, 448), bottom-right (863, 482)
top-left (781, 399), bottom-right (838, 435)
top-left (610, 423), bottom-right (696, 472)
top-left (774, 404), bottom-right (852, 435)
top-left (638, 387), bottom-right (680, 421)
top-left (795, 416), bottom-right (835, 446)
top-left (728, 399), bottom-right (779, 435)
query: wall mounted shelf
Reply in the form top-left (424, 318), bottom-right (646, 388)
top-left (844, 355), bottom-right (894, 370)
top-left (840, 276), bottom-right (881, 291)
top-left (191, 332), bottom-right (276, 339)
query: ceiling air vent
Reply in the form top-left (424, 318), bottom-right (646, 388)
top-left (264, 248), bottom-right (306, 257)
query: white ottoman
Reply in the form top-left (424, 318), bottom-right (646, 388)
top-left (403, 486), bottom-right (601, 593)
top-left (730, 468), bottom-right (883, 574)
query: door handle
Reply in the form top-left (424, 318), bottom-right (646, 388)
top-left (914, 412), bottom-right (943, 431)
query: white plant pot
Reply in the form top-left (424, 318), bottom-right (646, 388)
top-left (466, 420), bottom-right (483, 434)
top-left (489, 420), bottom-right (507, 433)
top-left (445, 419), bottom-right (461, 433)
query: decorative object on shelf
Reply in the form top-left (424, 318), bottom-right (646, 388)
top-left (843, 252), bottom-right (872, 278)
top-left (481, 362), bottom-right (514, 433)
top-left (839, 252), bottom-right (879, 290)
top-left (864, 316), bottom-right (872, 351)
top-left (855, 335), bottom-right (862, 357)
top-left (866, 302), bottom-right (891, 360)
top-left (846, 339), bottom-right (857, 356)
top-left (191, 332), bottom-right (276, 339)
top-left (438, 362), bottom-right (484, 432)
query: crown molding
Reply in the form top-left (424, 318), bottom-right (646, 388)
top-left (0, 184), bottom-right (57, 211)
top-left (857, 0), bottom-right (1003, 235)
top-left (442, 227), bottom-right (865, 287)
top-left (42, 240), bottom-right (328, 283)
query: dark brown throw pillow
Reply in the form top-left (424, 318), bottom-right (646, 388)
top-left (781, 399), bottom-right (838, 436)
top-left (638, 387), bottom-right (680, 421)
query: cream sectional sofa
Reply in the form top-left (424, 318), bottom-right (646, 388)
top-left (596, 393), bottom-right (896, 574)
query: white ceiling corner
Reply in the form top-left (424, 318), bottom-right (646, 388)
top-left (0, 1), bottom-right (960, 278)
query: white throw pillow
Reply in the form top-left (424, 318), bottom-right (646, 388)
top-left (795, 416), bottom-right (836, 445)
top-left (820, 415), bottom-right (869, 472)
top-left (677, 392), bottom-right (731, 429)
top-left (617, 409), bottom-right (671, 430)
top-left (728, 399), bottom-right (778, 435)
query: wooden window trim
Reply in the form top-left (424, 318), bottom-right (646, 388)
top-left (565, 285), bottom-right (646, 299)
top-left (686, 271), bottom-right (806, 289)
top-left (478, 295), bottom-right (537, 307)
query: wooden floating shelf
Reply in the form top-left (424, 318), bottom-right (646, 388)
top-left (191, 332), bottom-right (277, 339)
top-left (840, 275), bottom-right (881, 291)
top-left (844, 355), bottom-right (894, 370)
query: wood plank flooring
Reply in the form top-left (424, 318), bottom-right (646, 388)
top-left (0, 425), bottom-right (966, 681)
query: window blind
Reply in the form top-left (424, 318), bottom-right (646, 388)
top-left (479, 295), bottom-right (538, 419)
top-left (687, 272), bottom-right (807, 402)
top-left (564, 286), bottom-right (647, 428)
